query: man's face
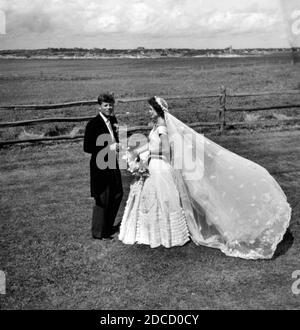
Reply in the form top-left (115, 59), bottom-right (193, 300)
top-left (99, 102), bottom-right (114, 117)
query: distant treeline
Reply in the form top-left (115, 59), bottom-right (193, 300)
top-left (0, 47), bottom-right (298, 58)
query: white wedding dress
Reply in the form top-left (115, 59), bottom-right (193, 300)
top-left (119, 125), bottom-right (190, 248)
top-left (119, 113), bottom-right (292, 259)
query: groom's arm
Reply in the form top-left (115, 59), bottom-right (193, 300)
top-left (83, 121), bottom-right (96, 154)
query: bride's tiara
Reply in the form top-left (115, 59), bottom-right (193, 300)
top-left (154, 96), bottom-right (169, 113)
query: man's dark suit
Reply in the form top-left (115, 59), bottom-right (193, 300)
top-left (83, 113), bottom-right (123, 238)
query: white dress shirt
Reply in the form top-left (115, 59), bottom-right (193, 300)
top-left (99, 112), bottom-right (116, 144)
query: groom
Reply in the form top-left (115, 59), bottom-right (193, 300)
top-left (83, 93), bottom-right (123, 240)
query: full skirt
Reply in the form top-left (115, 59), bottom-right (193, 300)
top-left (119, 159), bottom-right (190, 248)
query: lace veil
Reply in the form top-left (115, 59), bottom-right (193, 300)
top-left (155, 97), bottom-right (292, 259)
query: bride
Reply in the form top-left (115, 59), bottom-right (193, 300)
top-left (119, 96), bottom-right (292, 259)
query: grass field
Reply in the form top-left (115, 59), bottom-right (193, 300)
top-left (0, 128), bottom-right (299, 310)
top-left (0, 56), bottom-right (298, 105)
top-left (0, 57), bottom-right (300, 141)
top-left (0, 57), bottom-right (300, 310)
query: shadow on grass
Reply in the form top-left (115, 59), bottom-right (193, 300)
top-left (272, 228), bottom-right (294, 259)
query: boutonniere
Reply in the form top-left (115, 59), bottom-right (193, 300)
top-left (113, 123), bottom-right (119, 132)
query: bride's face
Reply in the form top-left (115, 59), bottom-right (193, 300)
top-left (148, 106), bottom-right (158, 120)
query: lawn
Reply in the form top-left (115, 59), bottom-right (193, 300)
top-left (0, 57), bottom-right (300, 142)
top-left (0, 128), bottom-right (299, 310)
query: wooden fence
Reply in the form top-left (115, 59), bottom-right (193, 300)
top-left (0, 88), bottom-right (300, 146)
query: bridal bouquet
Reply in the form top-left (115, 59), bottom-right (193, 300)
top-left (122, 149), bottom-right (150, 178)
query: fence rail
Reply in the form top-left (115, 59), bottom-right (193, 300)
top-left (0, 116), bottom-right (95, 128)
top-left (0, 90), bottom-right (299, 111)
top-left (0, 88), bottom-right (300, 146)
top-left (226, 104), bottom-right (300, 112)
top-left (1, 104), bottom-right (300, 128)
top-left (1, 117), bottom-right (300, 147)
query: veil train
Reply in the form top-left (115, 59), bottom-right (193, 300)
top-left (165, 112), bottom-right (292, 259)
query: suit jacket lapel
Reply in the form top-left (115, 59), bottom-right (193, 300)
top-left (97, 113), bottom-right (110, 135)
top-left (109, 116), bottom-right (119, 142)
top-left (97, 113), bottom-right (118, 143)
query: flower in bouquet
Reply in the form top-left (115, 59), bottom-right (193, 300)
top-left (122, 149), bottom-right (150, 178)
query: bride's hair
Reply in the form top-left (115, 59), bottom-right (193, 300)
top-left (148, 96), bottom-right (166, 119)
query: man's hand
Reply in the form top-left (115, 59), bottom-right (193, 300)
top-left (110, 143), bottom-right (121, 152)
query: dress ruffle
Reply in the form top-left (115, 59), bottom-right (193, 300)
top-left (119, 157), bottom-right (190, 248)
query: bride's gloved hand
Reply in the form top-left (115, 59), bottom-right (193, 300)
top-left (131, 149), bottom-right (140, 162)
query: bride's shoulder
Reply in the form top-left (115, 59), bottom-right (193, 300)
top-left (157, 118), bottom-right (167, 127)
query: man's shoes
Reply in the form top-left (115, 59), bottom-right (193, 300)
top-left (92, 235), bottom-right (114, 240)
top-left (110, 224), bottom-right (120, 236)
top-left (91, 223), bottom-right (120, 240)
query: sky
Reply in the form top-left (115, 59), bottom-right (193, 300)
top-left (0, 0), bottom-right (297, 50)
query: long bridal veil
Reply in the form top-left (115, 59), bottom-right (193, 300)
top-left (165, 112), bottom-right (292, 259)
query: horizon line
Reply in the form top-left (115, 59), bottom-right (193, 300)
top-left (0, 46), bottom-right (297, 52)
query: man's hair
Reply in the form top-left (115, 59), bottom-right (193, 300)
top-left (98, 93), bottom-right (115, 105)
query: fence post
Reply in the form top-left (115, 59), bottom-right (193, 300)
top-left (219, 85), bottom-right (227, 133)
